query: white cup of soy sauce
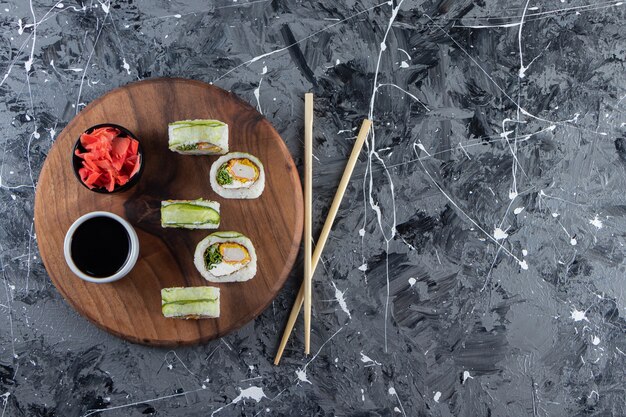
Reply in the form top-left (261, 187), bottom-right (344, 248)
top-left (63, 211), bottom-right (140, 283)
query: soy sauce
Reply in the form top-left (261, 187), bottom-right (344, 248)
top-left (70, 216), bottom-right (130, 278)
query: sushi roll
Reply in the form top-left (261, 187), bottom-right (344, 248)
top-left (161, 199), bottom-right (220, 229)
top-left (209, 152), bottom-right (265, 199)
top-left (161, 286), bottom-right (220, 319)
top-left (168, 119), bottom-right (228, 155)
top-left (194, 231), bottom-right (257, 282)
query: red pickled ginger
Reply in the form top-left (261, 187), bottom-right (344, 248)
top-left (75, 127), bottom-right (141, 192)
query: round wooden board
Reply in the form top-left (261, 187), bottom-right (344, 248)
top-left (34, 78), bottom-right (303, 346)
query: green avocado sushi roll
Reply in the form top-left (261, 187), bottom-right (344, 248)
top-left (168, 119), bottom-right (228, 155)
top-left (161, 199), bottom-right (220, 229)
top-left (161, 286), bottom-right (220, 319)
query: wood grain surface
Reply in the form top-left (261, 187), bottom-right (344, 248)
top-left (34, 78), bottom-right (303, 346)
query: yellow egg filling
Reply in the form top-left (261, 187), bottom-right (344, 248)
top-left (226, 158), bottom-right (260, 183)
top-left (219, 242), bottom-right (251, 265)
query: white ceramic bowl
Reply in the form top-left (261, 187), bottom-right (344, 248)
top-left (63, 211), bottom-right (139, 283)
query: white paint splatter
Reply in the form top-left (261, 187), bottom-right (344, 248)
top-left (462, 371), bottom-right (474, 383)
top-left (361, 388), bottom-right (365, 401)
top-left (295, 368), bottom-right (311, 384)
top-left (408, 277), bottom-right (416, 287)
top-left (1, 391), bottom-right (11, 414)
top-left (589, 215), bottom-right (603, 229)
top-left (508, 190), bottom-right (518, 200)
top-left (493, 227), bottom-right (508, 240)
top-left (253, 78), bottom-right (263, 114)
top-left (379, 83), bottom-right (429, 110)
top-left (122, 58), bottom-right (131, 75)
top-left (335, 59), bottom-right (340, 65)
top-left (571, 309), bottom-right (589, 322)
top-left (101, 2), bottom-right (110, 14)
top-left (522, 249), bottom-right (528, 256)
top-left (331, 282), bottom-right (351, 319)
top-left (210, 386), bottom-right (267, 416)
top-left (434, 391), bottom-right (441, 402)
top-left (416, 142), bottom-right (430, 156)
top-left (360, 351), bottom-right (381, 366)
top-left (570, 237), bottom-right (577, 246)
top-left (399, 61), bottom-right (409, 68)
top-left (56, 3), bottom-right (64, 8)
top-left (518, 260), bottom-right (528, 270)
top-left (394, 407), bottom-right (401, 413)
top-left (552, 212), bottom-right (559, 218)
top-left (358, 228), bottom-right (365, 237)
top-left (517, 0), bottom-right (532, 78)
top-left (174, 14), bottom-right (182, 18)
top-left (358, 263), bottom-right (367, 271)
top-left (592, 336), bottom-right (600, 345)
top-left (232, 386), bottom-right (266, 403)
top-left (81, 387), bottom-right (210, 417)
top-left (388, 387), bottom-right (396, 395)
top-left (398, 48), bottom-right (411, 59)
top-left (514, 207), bottom-right (524, 215)
top-left (261, 65), bottom-right (267, 74)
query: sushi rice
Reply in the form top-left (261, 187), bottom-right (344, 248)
top-left (209, 152), bottom-right (265, 199)
top-left (168, 119), bottom-right (228, 155)
top-left (194, 231), bottom-right (257, 282)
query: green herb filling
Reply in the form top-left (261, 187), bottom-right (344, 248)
top-left (216, 164), bottom-right (233, 185)
top-left (176, 143), bottom-right (199, 151)
top-left (204, 244), bottom-right (222, 270)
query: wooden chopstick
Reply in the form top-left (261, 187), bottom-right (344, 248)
top-left (274, 118), bottom-right (372, 365)
top-left (303, 93), bottom-right (314, 355)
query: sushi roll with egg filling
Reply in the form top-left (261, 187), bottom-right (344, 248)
top-left (209, 152), bottom-right (265, 199)
top-left (168, 119), bottom-right (228, 155)
top-left (194, 231), bottom-right (257, 282)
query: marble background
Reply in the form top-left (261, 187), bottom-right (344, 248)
top-left (1, 0), bottom-right (625, 416)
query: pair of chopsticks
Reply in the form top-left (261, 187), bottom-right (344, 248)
top-left (274, 92), bottom-right (372, 364)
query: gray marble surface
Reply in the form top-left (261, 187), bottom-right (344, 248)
top-left (1, 0), bottom-right (626, 416)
